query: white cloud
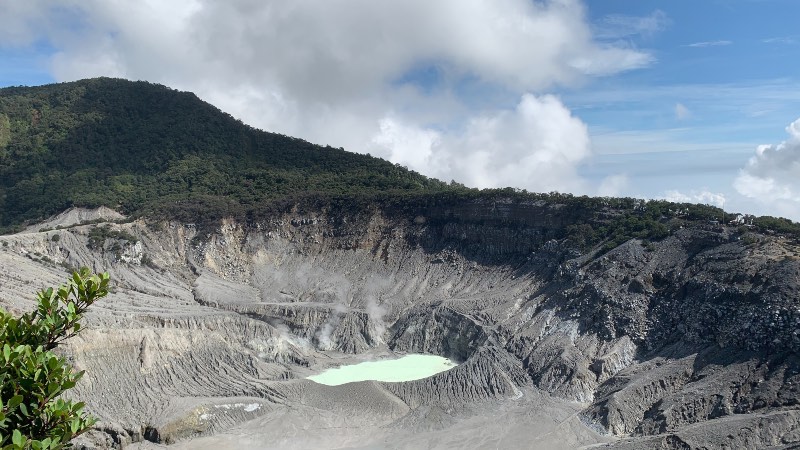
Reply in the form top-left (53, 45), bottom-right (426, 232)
top-left (664, 190), bottom-right (726, 208)
top-left (762, 37), bottom-right (796, 45)
top-left (29, 0), bottom-right (654, 95)
top-left (369, 94), bottom-right (591, 193)
top-left (371, 118), bottom-right (441, 172)
top-left (686, 40), bottom-right (732, 48)
top-left (570, 46), bottom-right (653, 76)
top-left (734, 118), bottom-right (800, 219)
top-left (594, 10), bottom-right (669, 40)
top-left (674, 103), bottom-right (691, 120)
top-left (0, 6), bottom-right (32, 46)
top-left (597, 174), bottom-right (629, 196)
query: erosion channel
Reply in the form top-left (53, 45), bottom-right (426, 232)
top-left (0, 200), bottom-right (798, 450)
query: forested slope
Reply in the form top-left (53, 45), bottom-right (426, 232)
top-left (0, 78), bottom-right (448, 231)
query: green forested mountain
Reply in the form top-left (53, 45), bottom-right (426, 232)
top-left (1, 78), bottom-right (798, 244)
top-left (0, 78), bottom-right (448, 231)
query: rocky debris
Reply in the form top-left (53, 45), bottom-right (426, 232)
top-left (605, 410), bottom-right (800, 450)
top-left (585, 349), bottom-right (697, 435)
top-left (585, 343), bottom-right (800, 438)
top-left (20, 207), bottom-right (126, 234)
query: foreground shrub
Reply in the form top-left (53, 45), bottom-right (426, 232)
top-left (0, 269), bottom-right (109, 449)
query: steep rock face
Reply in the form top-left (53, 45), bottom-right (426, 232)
top-left (0, 201), bottom-right (798, 448)
top-left (561, 229), bottom-right (800, 353)
top-left (388, 306), bottom-right (488, 362)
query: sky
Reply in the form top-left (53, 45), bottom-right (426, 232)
top-left (1, 0), bottom-right (799, 220)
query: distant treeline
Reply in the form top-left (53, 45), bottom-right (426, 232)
top-left (1, 78), bottom-right (798, 248)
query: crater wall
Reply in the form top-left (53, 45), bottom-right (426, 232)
top-left (0, 202), bottom-right (797, 449)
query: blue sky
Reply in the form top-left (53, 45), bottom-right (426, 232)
top-left (0, 47), bottom-right (53, 87)
top-left (1, 0), bottom-right (799, 220)
top-left (573, 0), bottom-right (800, 216)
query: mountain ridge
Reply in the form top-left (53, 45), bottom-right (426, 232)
top-left (0, 77), bottom-right (448, 231)
top-left (2, 78), bottom-right (799, 244)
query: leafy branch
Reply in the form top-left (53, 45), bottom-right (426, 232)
top-left (0, 268), bottom-right (109, 450)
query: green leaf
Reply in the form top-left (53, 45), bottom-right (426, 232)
top-left (11, 429), bottom-right (22, 447)
top-left (70, 418), bottom-right (80, 434)
top-left (7, 395), bottom-right (22, 410)
top-left (18, 403), bottom-right (28, 417)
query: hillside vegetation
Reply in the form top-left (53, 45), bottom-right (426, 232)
top-left (1, 78), bottom-right (798, 246)
top-left (0, 78), bottom-right (447, 231)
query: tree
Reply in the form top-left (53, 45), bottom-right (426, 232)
top-left (0, 268), bottom-right (109, 450)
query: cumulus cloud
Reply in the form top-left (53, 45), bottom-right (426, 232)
top-left (598, 174), bottom-right (629, 196)
top-left (0, 0), bottom-right (654, 192)
top-left (664, 190), bottom-right (726, 208)
top-left (734, 118), bottom-right (800, 219)
top-left (369, 94), bottom-right (591, 192)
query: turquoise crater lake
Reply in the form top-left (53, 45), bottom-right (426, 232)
top-left (307, 354), bottom-right (457, 386)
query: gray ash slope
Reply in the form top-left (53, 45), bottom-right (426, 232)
top-left (1, 200), bottom-right (798, 449)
